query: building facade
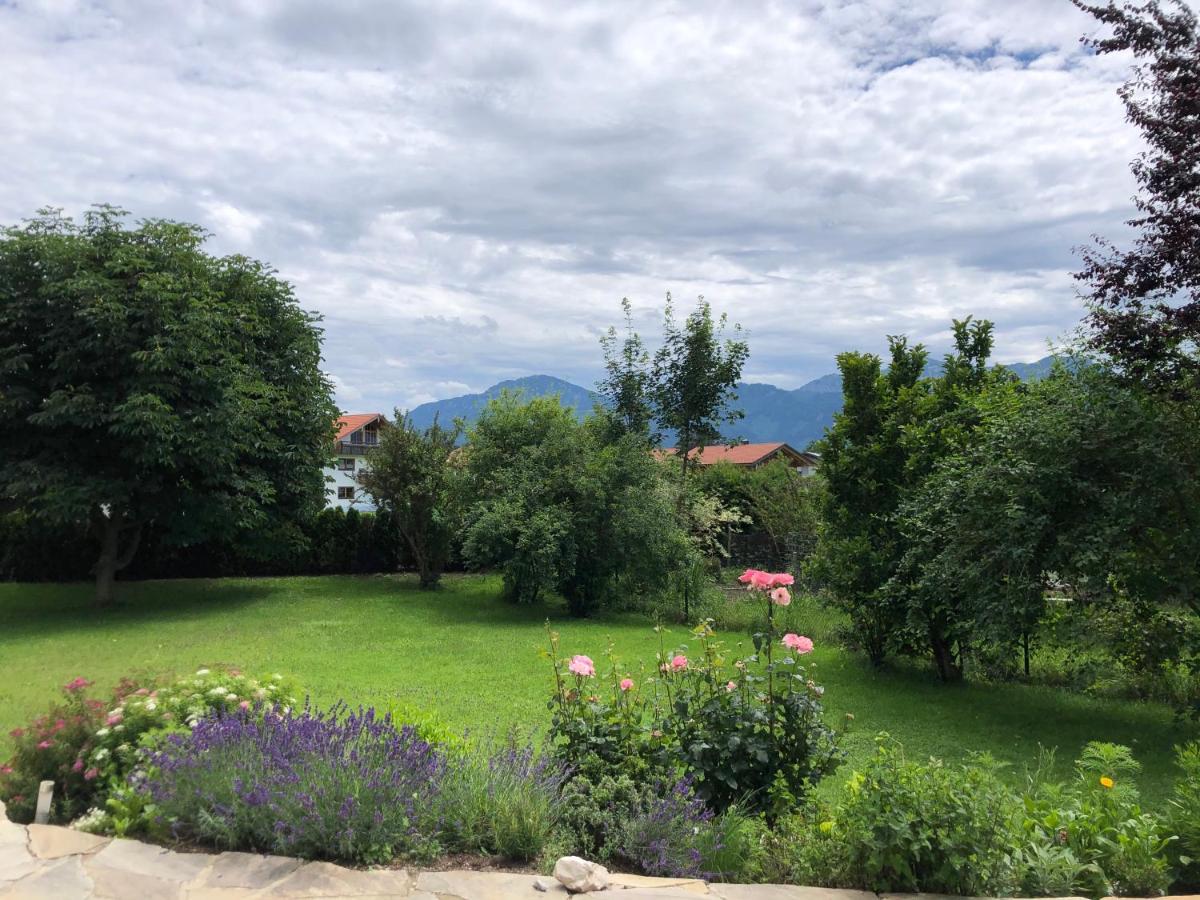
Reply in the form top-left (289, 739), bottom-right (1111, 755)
top-left (324, 413), bottom-right (385, 511)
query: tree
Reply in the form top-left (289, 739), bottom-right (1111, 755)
top-left (598, 297), bottom-right (656, 441)
top-left (0, 207), bottom-right (336, 606)
top-left (888, 319), bottom-right (1008, 682)
top-left (808, 336), bottom-right (928, 666)
top-left (652, 295), bottom-right (749, 477)
top-left (1074, 0), bottom-right (1200, 389)
top-left (459, 392), bottom-right (685, 615)
top-left (359, 414), bottom-right (462, 589)
top-left (896, 363), bottom-right (1200, 686)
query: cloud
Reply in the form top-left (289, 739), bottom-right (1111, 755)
top-left (1, 0), bottom-right (1186, 412)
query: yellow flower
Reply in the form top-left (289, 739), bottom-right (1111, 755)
top-left (1100, 776), bottom-right (1114, 789)
top-left (819, 820), bottom-right (834, 834)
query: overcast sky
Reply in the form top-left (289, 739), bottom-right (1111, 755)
top-left (0, 0), bottom-right (1170, 412)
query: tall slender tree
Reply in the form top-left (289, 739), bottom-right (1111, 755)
top-left (598, 297), bottom-right (656, 441)
top-left (652, 295), bottom-right (749, 478)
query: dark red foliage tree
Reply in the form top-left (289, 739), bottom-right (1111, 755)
top-left (1073, 0), bottom-right (1200, 389)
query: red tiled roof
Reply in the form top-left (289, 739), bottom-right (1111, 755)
top-left (335, 413), bottom-right (384, 441)
top-left (656, 442), bottom-right (813, 466)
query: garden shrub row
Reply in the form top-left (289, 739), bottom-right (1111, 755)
top-left (1, 570), bottom-right (1196, 894)
top-left (0, 507), bottom-right (409, 582)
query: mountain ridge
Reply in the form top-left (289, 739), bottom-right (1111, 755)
top-left (403, 356), bottom-right (1059, 450)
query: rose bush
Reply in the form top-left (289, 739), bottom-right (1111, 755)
top-left (548, 570), bottom-right (846, 816)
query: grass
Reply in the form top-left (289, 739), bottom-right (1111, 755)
top-left (0, 573), bottom-right (1193, 802)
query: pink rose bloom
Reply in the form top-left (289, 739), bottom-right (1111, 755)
top-left (239, 700), bottom-right (251, 711)
top-left (619, 678), bottom-right (634, 692)
top-left (106, 714), bottom-right (122, 726)
top-left (782, 633), bottom-right (814, 654)
top-left (36, 740), bottom-right (53, 750)
top-left (72, 759), bottom-right (84, 772)
top-left (568, 655), bottom-right (596, 677)
top-left (770, 587), bottom-right (792, 606)
top-left (726, 681), bottom-right (736, 692)
top-left (671, 655), bottom-right (688, 671)
top-left (771, 573), bottom-right (795, 587)
top-left (0, 765), bottom-right (12, 775)
top-left (54, 718), bottom-right (66, 731)
top-left (737, 568), bottom-right (762, 585)
top-left (750, 571), bottom-right (774, 591)
top-left (83, 768), bottom-right (98, 781)
top-left (63, 677), bottom-right (92, 694)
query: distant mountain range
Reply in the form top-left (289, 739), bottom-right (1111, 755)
top-left (405, 357), bottom-right (1058, 450)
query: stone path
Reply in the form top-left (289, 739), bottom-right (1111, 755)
top-left (0, 801), bottom-right (1137, 899)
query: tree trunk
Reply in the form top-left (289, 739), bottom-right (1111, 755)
top-left (930, 629), bottom-right (962, 682)
top-left (91, 510), bottom-right (143, 609)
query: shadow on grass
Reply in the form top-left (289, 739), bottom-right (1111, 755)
top-left (0, 578), bottom-right (278, 642)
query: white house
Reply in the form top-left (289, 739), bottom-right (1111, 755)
top-left (325, 413), bottom-right (385, 511)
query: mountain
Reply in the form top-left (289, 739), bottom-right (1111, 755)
top-left (401, 357), bottom-right (1059, 450)
top-left (406, 375), bottom-right (600, 431)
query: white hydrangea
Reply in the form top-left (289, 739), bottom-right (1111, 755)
top-left (95, 727), bottom-right (110, 738)
top-left (207, 687), bottom-right (227, 698)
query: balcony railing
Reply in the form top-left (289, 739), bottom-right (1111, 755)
top-left (335, 440), bottom-right (378, 456)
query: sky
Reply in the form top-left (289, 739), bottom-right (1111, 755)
top-left (0, 0), bottom-right (1174, 413)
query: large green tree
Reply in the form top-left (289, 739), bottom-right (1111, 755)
top-left (359, 413), bottom-right (462, 589)
top-left (459, 392), bottom-right (685, 615)
top-left (0, 207), bottom-right (336, 606)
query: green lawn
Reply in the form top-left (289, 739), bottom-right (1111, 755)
top-left (0, 574), bottom-right (1192, 802)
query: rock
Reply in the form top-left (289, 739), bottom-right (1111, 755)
top-left (554, 856), bottom-right (610, 893)
top-left (27, 823), bottom-right (110, 860)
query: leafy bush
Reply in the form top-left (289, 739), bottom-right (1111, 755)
top-left (1168, 741), bottom-right (1200, 889)
top-left (0, 667), bottom-right (300, 828)
top-left (0, 678), bottom-right (105, 822)
top-left (828, 738), bottom-right (1021, 896)
top-left (547, 570), bottom-right (845, 816)
top-left (1020, 742), bottom-right (1173, 897)
top-left (144, 704), bottom-right (444, 864)
top-left (552, 770), bottom-right (745, 880)
top-left (437, 739), bottom-right (569, 861)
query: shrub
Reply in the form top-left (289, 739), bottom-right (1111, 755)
top-left (547, 569), bottom-right (845, 816)
top-left (1168, 741), bottom-right (1200, 889)
top-left (609, 775), bottom-right (720, 879)
top-left (437, 739), bottom-right (569, 861)
top-left (828, 738), bottom-right (1021, 896)
top-left (0, 677), bottom-right (105, 822)
top-left (144, 704), bottom-right (444, 864)
top-left (1020, 742), bottom-right (1173, 897)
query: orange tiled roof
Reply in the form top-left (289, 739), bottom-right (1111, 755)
top-left (656, 442), bottom-right (803, 466)
top-left (335, 413), bottom-right (384, 441)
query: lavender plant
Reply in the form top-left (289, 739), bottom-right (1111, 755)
top-left (438, 737), bottom-right (569, 860)
top-left (144, 704), bottom-right (445, 864)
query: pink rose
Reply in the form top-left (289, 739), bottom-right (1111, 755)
top-left (750, 571), bottom-right (774, 591)
top-left (726, 681), bottom-right (736, 692)
top-left (619, 678), bottom-right (634, 692)
top-left (1, 765), bottom-right (13, 775)
top-left (568, 655), bottom-right (596, 677)
top-left (36, 740), bottom-right (53, 750)
top-left (63, 677), bottom-right (92, 694)
top-left (106, 714), bottom-right (122, 726)
top-left (83, 768), bottom-right (98, 781)
top-left (72, 759), bottom-right (84, 772)
top-left (782, 633), bottom-right (814, 654)
top-left (738, 568), bottom-right (763, 585)
top-left (771, 573), bottom-right (795, 587)
top-left (770, 587), bottom-right (791, 606)
top-left (239, 700), bottom-right (251, 711)
top-left (671, 655), bottom-right (688, 671)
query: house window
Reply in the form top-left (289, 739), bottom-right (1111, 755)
top-left (338, 458), bottom-right (355, 472)
top-left (337, 487), bottom-right (355, 501)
